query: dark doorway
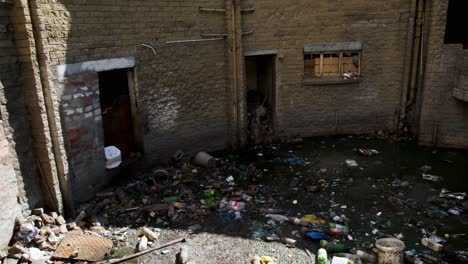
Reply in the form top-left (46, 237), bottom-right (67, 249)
top-left (98, 68), bottom-right (138, 158)
top-left (444, 0), bottom-right (468, 48)
top-left (245, 54), bottom-right (276, 144)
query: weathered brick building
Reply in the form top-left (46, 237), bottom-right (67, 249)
top-left (0, 0), bottom-right (467, 247)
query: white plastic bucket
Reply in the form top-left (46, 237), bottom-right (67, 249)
top-left (375, 238), bottom-right (405, 264)
top-left (104, 146), bottom-right (122, 169)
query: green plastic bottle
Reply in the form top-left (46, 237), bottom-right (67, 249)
top-left (317, 248), bottom-right (327, 264)
top-left (320, 240), bottom-right (352, 253)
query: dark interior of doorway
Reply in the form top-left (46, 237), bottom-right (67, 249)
top-left (98, 68), bottom-right (137, 158)
top-left (245, 55), bottom-right (276, 144)
top-left (444, 0), bottom-right (468, 48)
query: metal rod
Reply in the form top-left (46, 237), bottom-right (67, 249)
top-left (166, 37), bottom-right (225, 44)
top-left (241, 7), bottom-right (255, 13)
top-left (201, 33), bottom-right (228, 37)
top-left (242, 30), bottom-right (254, 36)
top-left (140, 44), bottom-right (156, 55)
top-left (199, 7), bottom-right (226, 12)
top-left (96, 237), bottom-right (186, 264)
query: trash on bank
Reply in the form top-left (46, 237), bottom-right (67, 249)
top-left (439, 189), bottom-right (466, 200)
top-left (357, 148), bottom-right (380, 157)
top-left (345, 160), bottom-right (359, 167)
top-left (422, 173), bottom-right (442, 182)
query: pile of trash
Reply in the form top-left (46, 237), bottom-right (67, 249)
top-left (83, 144), bottom-right (468, 263)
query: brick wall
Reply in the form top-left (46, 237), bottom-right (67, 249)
top-left (40, 0), bottom-right (230, 166)
top-left (241, 0), bottom-right (412, 137)
top-left (453, 50), bottom-right (468, 101)
top-left (418, 0), bottom-right (468, 148)
top-left (0, 3), bottom-right (36, 247)
top-left (59, 72), bottom-right (106, 202)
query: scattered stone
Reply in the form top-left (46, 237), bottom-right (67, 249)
top-left (49, 212), bottom-right (58, 219)
top-left (140, 227), bottom-right (159, 241)
top-left (47, 232), bottom-right (60, 245)
top-left (188, 224), bottom-right (202, 232)
top-left (29, 247), bottom-right (48, 264)
top-left (90, 226), bottom-right (105, 235)
top-left (59, 225), bottom-right (68, 234)
top-left (41, 214), bottom-right (55, 225)
top-left (138, 236), bottom-right (148, 252)
top-left (3, 258), bottom-right (19, 264)
top-left (160, 249), bottom-right (171, 255)
top-left (33, 209), bottom-right (44, 216)
top-left (66, 222), bottom-right (77, 230)
top-left (176, 245), bottom-right (189, 264)
top-left (55, 216), bottom-right (66, 226)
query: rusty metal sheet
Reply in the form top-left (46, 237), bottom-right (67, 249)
top-left (53, 234), bottom-right (113, 262)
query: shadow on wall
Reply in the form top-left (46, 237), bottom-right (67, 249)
top-left (0, 3), bottom-right (46, 212)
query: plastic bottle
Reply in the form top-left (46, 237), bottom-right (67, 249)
top-left (259, 208), bottom-right (284, 214)
top-left (229, 201), bottom-right (246, 211)
top-left (329, 223), bottom-right (349, 236)
top-left (306, 232), bottom-right (327, 240)
top-left (320, 240), bottom-right (352, 253)
top-left (289, 217), bottom-right (309, 226)
top-left (352, 250), bottom-right (377, 263)
top-left (334, 253), bottom-right (362, 264)
top-left (318, 248), bottom-right (328, 264)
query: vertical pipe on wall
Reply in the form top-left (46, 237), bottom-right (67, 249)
top-left (413, 0), bottom-right (431, 137)
top-left (225, 0), bottom-right (245, 148)
top-left (27, 0), bottom-right (73, 214)
top-left (398, 0), bottom-right (418, 135)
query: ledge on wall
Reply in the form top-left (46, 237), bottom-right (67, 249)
top-left (453, 88), bottom-right (468, 102)
top-left (303, 78), bottom-right (360, 86)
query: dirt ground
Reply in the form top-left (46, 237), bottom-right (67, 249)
top-left (84, 135), bottom-right (468, 264)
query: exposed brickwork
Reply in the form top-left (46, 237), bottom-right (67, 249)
top-left (242, 0), bottom-right (411, 136)
top-left (59, 72), bottom-right (106, 202)
top-left (0, 119), bottom-right (20, 247)
top-left (40, 0), bottom-right (230, 165)
top-left (418, 0), bottom-right (468, 148)
top-left (0, 4), bottom-right (32, 247)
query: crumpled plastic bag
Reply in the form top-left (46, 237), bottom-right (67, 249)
top-left (301, 214), bottom-right (326, 225)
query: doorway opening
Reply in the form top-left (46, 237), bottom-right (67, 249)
top-left (245, 54), bottom-right (276, 144)
top-left (98, 68), bottom-right (138, 159)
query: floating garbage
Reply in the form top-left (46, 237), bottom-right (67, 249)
top-left (422, 236), bottom-right (444, 252)
top-left (301, 214), bottom-right (326, 225)
top-left (358, 148), bottom-right (380, 157)
top-left (194, 152), bottom-right (216, 167)
top-left (422, 173), bottom-right (442, 182)
top-left (104, 146), bottom-right (121, 169)
top-left (439, 189), bottom-right (466, 200)
top-left (345, 159), bottom-right (359, 167)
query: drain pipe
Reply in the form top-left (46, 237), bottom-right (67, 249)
top-left (226, 0), bottom-right (243, 148)
top-left (413, 0), bottom-right (431, 136)
top-left (27, 0), bottom-right (74, 215)
top-left (404, 0), bottom-right (427, 133)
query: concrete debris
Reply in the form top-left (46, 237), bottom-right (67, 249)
top-left (176, 245), bottom-right (189, 264)
top-left (33, 208), bottom-right (44, 216)
top-left (140, 227), bottom-right (160, 241)
top-left (138, 236), bottom-right (148, 252)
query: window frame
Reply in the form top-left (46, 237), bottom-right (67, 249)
top-left (303, 42), bottom-right (362, 82)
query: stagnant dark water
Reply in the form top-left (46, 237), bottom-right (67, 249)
top-left (107, 136), bottom-right (468, 262)
top-left (211, 136), bottom-right (468, 256)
